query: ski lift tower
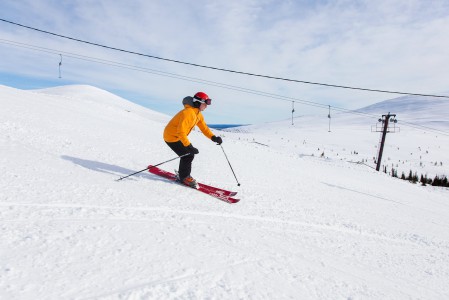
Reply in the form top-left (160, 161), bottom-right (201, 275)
top-left (372, 113), bottom-right (399, 171)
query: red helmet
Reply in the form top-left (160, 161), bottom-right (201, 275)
top-left (193, 92), bottom-right (212, 105)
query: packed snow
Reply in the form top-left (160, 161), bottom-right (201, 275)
top-left (1, 84), bottom-right (449, 299)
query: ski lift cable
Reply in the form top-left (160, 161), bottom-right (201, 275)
top-left (1, 38), bottom-right (448, 137)
top-left (1, 18), bottom-right (449, 100)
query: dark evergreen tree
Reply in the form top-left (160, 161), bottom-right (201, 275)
top-left (442, 176), bottom-right (448, 187)
top-left (412, 172), bottom-right (418, 184)
top-left (407, 170), bottom-right (413, 181)
top-left (432, 175), bottom-right (441, 186)
top-left (391, 168), bottom-right (398, 178)
top-left (420, 174), bottom-right (426, 186)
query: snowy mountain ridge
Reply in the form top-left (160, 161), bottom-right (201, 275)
top-left (358, 94), bottom-right (449, 115)
top-left (30, 84), bottom-right (171, 124)
top-left (357, 94), bottom-right (449, 128)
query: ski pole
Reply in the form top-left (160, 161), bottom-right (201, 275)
top-left (219, 144), bottom-right (241, 186)
top-left (116, 153), bottom-right (189, 181)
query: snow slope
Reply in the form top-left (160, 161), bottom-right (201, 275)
top-left (228, 94), bottom-right (449, 180)
top-left (357, 95), bottom-right (449, 130)
top-left (1, 85), bottom-right (449, 299)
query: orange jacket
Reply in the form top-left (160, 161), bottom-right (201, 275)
top-left (163, 104), bottom-right (214, 146)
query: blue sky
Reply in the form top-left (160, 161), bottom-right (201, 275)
top-left (1, 0), bottom-right (449, 124)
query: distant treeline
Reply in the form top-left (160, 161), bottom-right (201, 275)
top-left (386, 167), bottom-right (449, 187)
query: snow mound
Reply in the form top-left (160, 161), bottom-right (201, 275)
top-left (357, 95), bottom-right (449, 128)
top-left (32, 84), bottom-right (170, 123)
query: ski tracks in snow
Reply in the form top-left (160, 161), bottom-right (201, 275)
top-left (2, 200), bottom-right (447, 250)
top-left (2, 200), bottom-right (449, 298)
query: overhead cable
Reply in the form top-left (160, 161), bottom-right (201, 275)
top-left (1, 18), bottom-right (449, 99)
top-left (1, 38), bottom-right (448, 137)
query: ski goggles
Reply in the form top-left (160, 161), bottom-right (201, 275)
top-left (193, 95), bottom-right (212, 105)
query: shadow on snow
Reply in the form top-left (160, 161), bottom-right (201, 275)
top-left (61, 155), bottom-right (157, 181)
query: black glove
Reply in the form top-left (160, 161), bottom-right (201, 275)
top-left (187, 144), bottom-right (199, 155)
top-left (211, 135), bottom-right (223, 145)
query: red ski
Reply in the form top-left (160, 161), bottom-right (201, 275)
top-left (148, 166), bottom-right (240, 204)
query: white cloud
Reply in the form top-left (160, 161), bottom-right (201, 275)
top-left (1, 0), bottom-right (449, 123)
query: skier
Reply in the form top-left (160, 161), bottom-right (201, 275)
top-left (163, 92), bottom-right (223, 188)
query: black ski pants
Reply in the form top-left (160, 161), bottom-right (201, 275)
top-left (165, 141), bottom-right (195, 180)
